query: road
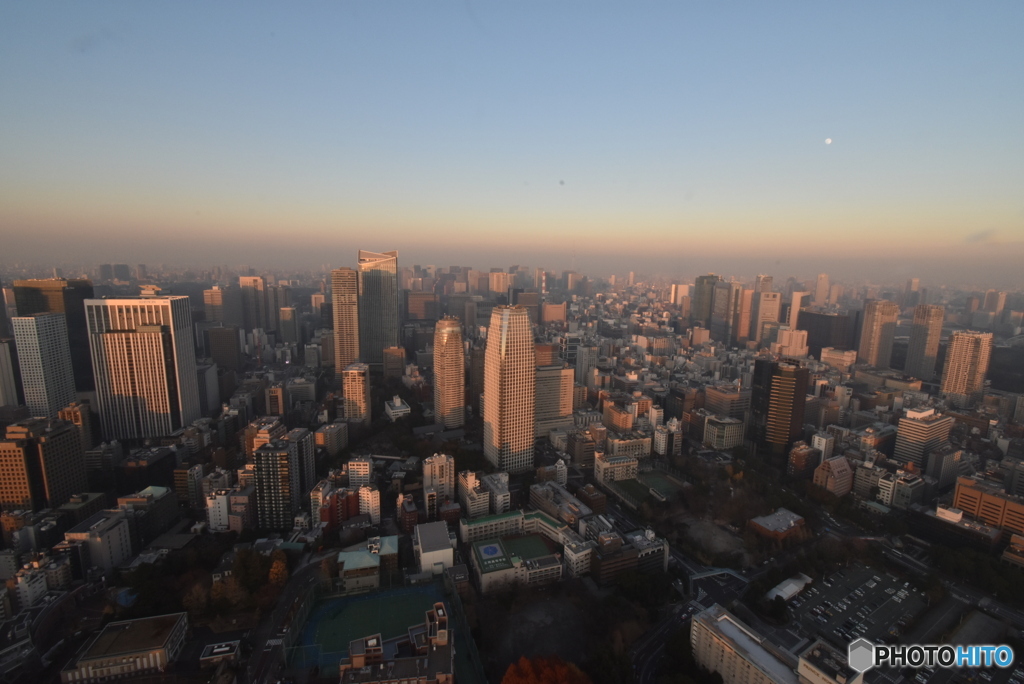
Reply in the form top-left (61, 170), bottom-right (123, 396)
top-left (629, 603), bottom-right (695, 684)
top-left (246, 550), bottom-right (334, 684)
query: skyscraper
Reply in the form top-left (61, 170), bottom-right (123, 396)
top-left (857, 299), bottom-right (900, 368)
top-left (85, 295), bottom-right (200, 440)
top-left (754, 274), bottom-right (773, 293)
top-left (331, 267), bottom-right (360, 371)
top-left (433, 317), bottom-right (465, 429)
top-left (253, 439), bottom-right (299, 529)
top-left (941, 330), bottom-right (993, 408)
top-left (893, 408), bottom-right (953, 468)
top-left (749, 359), bottom-right (808, 458)
top-left (483, 306), bottom-right (535, 474)
top-left (535, 364), bottom-right (574, 435)
top-left (787, 291), bottom-right (811, 329)
top-left (904, 304), bottom-right (945, 381)
top-left (0, 340), bottom-right (19, 407)
top-left (13, 278), bottom-right (95, 391)
top-left (12, 314), bottom-right (77, 419)
top-left (357, 250), bottom-right (400, 370)
top-left (709, 281), bottom-right (742, 345)
top-left (342, 362), bottom-right (371, 426)
top-left (692, 274), bottom-right (722, 327)
top-left (814, 273), bottom-right (830, 305)
top-left (750, 292), bottom-right (781, 344)
top-left (0, 418), bottom-right (87, 511)
top-left (238, 276), bottom-right (267, 331)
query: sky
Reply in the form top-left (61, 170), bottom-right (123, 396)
top-left (1, 2), bottom-right (1022, 283)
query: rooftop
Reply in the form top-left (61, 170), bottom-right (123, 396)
top-left (79, 613), bottom-right (186, 661)
top-left (415, 521), bottom-right (451, 553)
top-left (749, 508), bottom-right (804, 533)
top-left (473, 538), bottom-right (513, 574)
top-left (697, 605), bottom-right (798, 684)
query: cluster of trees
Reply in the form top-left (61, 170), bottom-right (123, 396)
top-left (182, 548), bottom-right (290, 618)
top-left (931, 544), bottom-right (1024, 604)
top-left (501, 656), bottom-right (592, 684)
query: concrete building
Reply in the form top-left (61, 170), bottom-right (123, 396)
top-left (60, 613), bottom-right (188, 684)
top-left (314, 422), bottom-right (348, 458)
top-left (535, 365), bottom-right (574, 437)
top-left (331, 268), bottom-right (360, 370)
top-left (423, 453), bottom-right (455, 518)
top-left (747, 508), bottom-right (805, 542)
top-left (691, 604), bottom-right (798, 684)
top-left (84, 295), bottom-right (200, 440)
top-left (750, 360), bottom-right (808, 458)
top-left (12, 278), bottom-right (95, 393)
top-left (483, 306), bottom-right (536, 474)
top-left (414, 521), bottom-right (454, 574)
top-left (64, 510), bottom-right (132, 574)
top-left (433, 317), bottom-right (465, 429)
top-left (342, 363), bottom-right (371, 426)
top-left (470, 537), bottom-right (562, 594)
top-left (348, 457), bottom-right (373, 488)
top-left (703, 416), bottom-right (744, 450)
top-left (953, 476), bottom-right (1024, 536)
top-left (358, 485), bottom-right (380, 524)
top-left (819, 347), bottom-right (858, 373)
top-left (797, 640), bottom-right (863, 684)
top-left (594, 454), bottom-right (639, 484)
top-left (458, 471), bottom-right (490, 519)
top-left (893, 408), bottom-right (954, 468)
top-left (253, 440), bottom-right (301, 530)
top-left (11, 314), bottom-right (76, 419)
top-left (813, 457), bottom-right (853, 497)
top-left (337, 603), bottom-right (453, 684)
top-left (479, 472), bottom-right (510, 514)
top-left (384, 395), bottom-right (410, 422)
top-left (941, 330), bottom-right (993, 408)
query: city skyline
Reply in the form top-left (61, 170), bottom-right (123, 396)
top-left (1, 3), bottom-right (1023, 284)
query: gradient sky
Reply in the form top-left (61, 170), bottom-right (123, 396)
top-left (1, 2), bottom-right (1022, 282)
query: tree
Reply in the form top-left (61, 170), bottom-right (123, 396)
top-left (223, 576), bottom-right (251, 609)
top-left (320, 555), bottom-right (339, 582)
top-left (269, 558), bottom-right (289, 587)
top-left (502, 656), bottom-right (592, 684)
top-left (182, 582), bottom-right (209, 618)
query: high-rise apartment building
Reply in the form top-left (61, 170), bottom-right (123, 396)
top-left (12, 314), bottom-right (77, 419)
top-left (750, 359), bottom-right (808, 458)
top-left (357, 250), bottom-right (399, 369)
top-left (13, 278), bottom-right (95, 391)
top-left (253, 440), bottom-right (299, 530)
top-left (331, 267), bottom-right (360, 371)
top-left (692, 274), bottom-right (722, 328)
top-left (0, 419), bottom-right (87, 511)
top-left (893, 408), bottom-right (954, 468)
top-left (483, 306), bottom-right (535, 474)
top-left (941, 330), bottom-right (993, 408)
top-left (535, 365), bottom-right (574, 436)
top-left (85, 295), bottom-right (201, 440)
top-left (904, 304), bottom-right (944, 381)
top-left (433, 317), bottom-right (465, 429)
top-left (857, 299), bottom-right (900, 368)
top-left (342, 363), bottom-right (371, 426)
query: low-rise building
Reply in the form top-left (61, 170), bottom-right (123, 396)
top-left (747, 508), bottom-right (805, 542)
top-left (414, 522), bottom-right (454, 575)
top-left (338, 603), bottom-right (453, 684)
top-left (60, 613), bottom-right (188, 684)
top-left (469, 537), bottom-right (563, 594)
top-left (594, 453), bottom-right (639, 483)
top-left (691, 604), bottom-right (798, 684)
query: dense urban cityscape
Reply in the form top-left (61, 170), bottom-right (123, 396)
top-left (0, 257), bottom-right (1023, 684)
top-left (3, 2), bottom-right (1023, 684)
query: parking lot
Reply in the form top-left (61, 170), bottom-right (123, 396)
top-left (791, 564), bottom-right (927, 649)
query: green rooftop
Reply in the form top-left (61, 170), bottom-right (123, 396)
top-left (503, 535), bottom-right (552, 562)
top-left (473, 538), bottom-right (513, 574)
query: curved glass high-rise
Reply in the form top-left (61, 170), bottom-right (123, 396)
top-left (433, 317), bottom-right (465, 429)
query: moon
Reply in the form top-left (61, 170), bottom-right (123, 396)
top-left (825, 138), bottom-right (833, 144)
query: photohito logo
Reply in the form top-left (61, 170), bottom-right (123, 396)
top-left (847, 638), bottom-right (1014, 673)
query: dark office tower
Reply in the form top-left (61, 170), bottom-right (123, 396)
top-left (984, 290), bottom-right (1007, 316)
top-left (750, 292), bottom-right (781, 344)
top-left (692, 274), bottom-right (722, 327)
top-left (98, 264), bottom-right (114, 282)
top-left (469, 343), bottom-right (485, 414)
top-left (59, 399), bottom-right (95, 452)
top-left (405, 291), bottom-right (440, 321)
top-left (239, 276), bottom-right (267, 331)
top-left (279, 307), bottom-right (299, 345)
top-left (904, 305), bottom-right (945, 381)
top-left (903, 278), bottom-right (920, 307)
top-left (754, 274), bottom-right (773, 293)
top-left (796, 311), bottom-right (855, 358)
top-left (357, 250), bottom-right (400, 370)
top-left (857, 299), bottom-right (900, 368)
top-left (814, 273), bottom-right (830, 305)
top-left (266, 285), bottom-right (291, 332)
top-left (136, 264), bottom-right (147, 281)
top-left (0, 418), bottom-right (87, 511)
top-left (208, 326), bottom-right (242, 372)
top-left (0, 340), bottom-right (21, 407)
top-left (709, 281), bottom-right (741, 345)
top-left (749, 359), bottom-right (808, 458)
top-left (331, 268), bottom-right (360, 371)
top-left (112, 264), bottom-right (131, 281)
top-left (13, 278), bottom-right (95, 392)
top-left (12, 314), bottom-right (77, 419)
top-left (253, 440), bottom-right (299, 530)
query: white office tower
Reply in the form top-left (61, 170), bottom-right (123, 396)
top-left (85, 295), bottom-right (200, 440)
top-left (433, 317), bottom-right (465, 428)
top-left (342, 362), bottom-right (371, 426)
top-left (11, 314), bottom-right (76, 418)
top-left (941, 330), bottom-right (993, 408)
top-left (750, 292), bottom-right (781, 344)
top-left (483, 306), bottom-right (536, 474)
top-left (357, 250), bottom-right (399, 370)
top-left (331, 267), bottom-right (359, 370)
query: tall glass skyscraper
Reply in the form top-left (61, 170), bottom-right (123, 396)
top-left (357, 250), bottom-right (399, 370)
top-left (483, 306), bottom-right (535, 474)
